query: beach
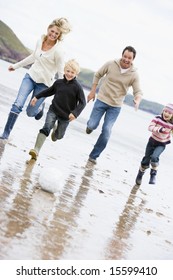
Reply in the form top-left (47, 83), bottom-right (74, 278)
top-left (0, 59), bottom-right (173, 260)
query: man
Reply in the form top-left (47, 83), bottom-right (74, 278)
top-left (86, 46), bottom-right (143, 164)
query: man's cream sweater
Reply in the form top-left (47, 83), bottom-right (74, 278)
top-left (93, 59), bottom-right (143, 107)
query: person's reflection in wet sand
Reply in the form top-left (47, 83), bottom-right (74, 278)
top-left (40, 160), bottom-right (96, 259)
top-left (0, 159), bottom-right (96, 259)
top-left (0, 140), bottom-right (6, 160)
top-left (1, 162), bottom-right (34, 238)
top-left (105, 184), bottom-right (146, 259)
top-left (0, 167), bottom-right (16, 225)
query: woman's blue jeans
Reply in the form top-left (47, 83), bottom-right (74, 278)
top-left (141, 138), bottom-right (166, 168)
top-left (40, 107), bottom-right (69, 139)
top-left (11, 73), bottom-right (48, 116)
top-left (87, 99), bottom-right (121, 159)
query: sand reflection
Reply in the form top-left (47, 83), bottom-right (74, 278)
top-left (105, 184), bottom-right (146, 259)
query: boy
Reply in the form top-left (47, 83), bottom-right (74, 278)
top-left (135, 103), bottom-right (173, 185)
top-left (29, 59), bottom-right (86, 160)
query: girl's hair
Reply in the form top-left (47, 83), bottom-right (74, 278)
top-left (64, 59), bottom-right (80, 75)
top-left (48, 17), bottom-right (72, 41)
top-left (170, 117), bottom-right (173, 124)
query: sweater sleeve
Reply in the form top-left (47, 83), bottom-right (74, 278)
top-left (131, 72), bottom-right (143, 97)
top-left (148, 117), bottom-right (169, 134)
top-left (12, 53), bottom-right (35, 70)
top-left (71, 85), bottom-right (86, 118)
top-left (12, 40), bottom-right (39, 69)
top-left (36, 82), bottom-right (56, 99)
top-left (148, 117), bottom-right (160, 133)
top-left (92, 61), bottom-right (110, 85)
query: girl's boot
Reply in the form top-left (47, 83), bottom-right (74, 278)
top-left (0, 111), bottom-right (19, 139)
top-left (135, 167), bottom-right (145, 185)
top-left (149, 169), bottom-right (157, 184)
top-left (29, 133), bottom-right (46, 160)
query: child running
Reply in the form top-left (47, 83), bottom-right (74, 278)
top-left (135, 103), bottom-right (173, 185)
top-left (28, 59), bottom-right (86, 160)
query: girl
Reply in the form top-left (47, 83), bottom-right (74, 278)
top-left (135, 103), bottom-right (173, 185)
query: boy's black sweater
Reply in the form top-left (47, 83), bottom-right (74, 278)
top-left (36, 76), bottom-right (86, 120)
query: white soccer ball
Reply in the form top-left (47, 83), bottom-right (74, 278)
top-left (38, 167), bottom-right (64, 194)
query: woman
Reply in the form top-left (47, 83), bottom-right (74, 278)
top-left (0, 17), bottom-right (71, 140)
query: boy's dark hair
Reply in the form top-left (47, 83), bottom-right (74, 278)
top-left (122, 46), bottom-right (136, 59)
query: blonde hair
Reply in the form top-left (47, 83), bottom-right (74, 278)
top-left (48, 17), bottom-right (72, 41)
top-left (64, 59), bottom-right (80, 75)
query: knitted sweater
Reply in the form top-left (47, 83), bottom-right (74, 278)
top-left (36, 76), bottom-right (86, 120)
top-left (148, 115), bottom-right (173, 145)
top-left (93, 59), bottom-right (143, 107)
top-left (12, 35), bottom-right (64, 87)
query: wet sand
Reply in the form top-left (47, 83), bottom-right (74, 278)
top-left (0, 78), bottom-right (173, 260)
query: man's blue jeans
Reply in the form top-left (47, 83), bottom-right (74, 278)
top-left (87, 99), bottom-right (121, 159)
top-left (11, 73), bottom-right (48, 116)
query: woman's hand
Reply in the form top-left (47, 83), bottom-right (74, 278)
top-left (8, 65), bottom-right (15, 71)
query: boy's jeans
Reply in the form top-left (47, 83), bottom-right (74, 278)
top-left (11, 73), bottom-right (47, 116)
top-left (87, 99), bottom-right (121, 159)
top-left (40, 108), bottom-right (69, 139)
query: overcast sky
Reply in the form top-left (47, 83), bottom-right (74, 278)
top-left (1, 0), bottom-right (173, 105)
